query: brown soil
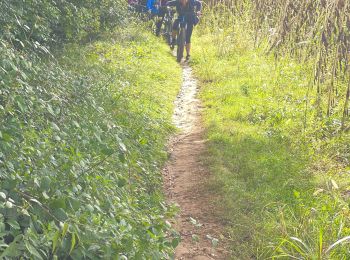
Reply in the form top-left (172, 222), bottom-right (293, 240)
top-left (163, 65), bottom-right (230, 259)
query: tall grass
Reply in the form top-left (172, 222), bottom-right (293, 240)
top-left (190, 3), bottom-right (350, 259)
top-left (204, 0), bottom-right (350, 128)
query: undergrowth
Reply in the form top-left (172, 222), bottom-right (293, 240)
top-left (0, 22), bottom-right (181, 258)
top-left (191, 16), bottom-right (350, 259)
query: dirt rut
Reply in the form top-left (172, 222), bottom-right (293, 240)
top-left (163, 65), bottom-right (229, 259)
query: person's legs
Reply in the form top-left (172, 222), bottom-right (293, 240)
top-left (171, 19), bottom-right (180, 49)
top-left (156, 9), bottom-right (165, 36)
top-left (155, 18), bottom-right (162, 36)
top-left (185, 23), bottom-right (194, 59)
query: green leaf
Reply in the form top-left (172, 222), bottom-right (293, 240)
top-left (68, 197), bottom-right (80, 211)
top-left (40, 176), bottom-right (51, 191)
top-left (171, 237), bottom-right (180, 248)
top-left (42, 191), bottom-right (50, 199)
top-left (53, 208), bottom-right (68, 221)
top-left (101, 145), bottom-right (113, 156)
top-left (25, 241), bottom-right (43, 260)
top-left (7, 219), bottom-right (20, 230)
top-left (30, 198), bottom-right (42, 206)
top-left (47, 104), bottom-right (55, 116)
top-left (18, 214), bottom-right (30, 228)
top-left (15, 95), bottom-right (26, 113)
top-left (1, 132), bottom-right (12, 142)
top-left (2, 179), bottom-right (17, 190)
top-left (0, 222), bottom-right (5, 232)
top-left (69, 232), bottom-right (76, 254)
top-left (62, 222), bottom-right (69, 238)
top-left (117, 178), bottom-right (127, 188)
top-left (293, 190), bottom-right (300, 199)
top-left (52, 230), bottom-right (60, 253)
top-left (118, 153), bottom-right (126, 163)
top-left (51, 122), bottom-right (60, 131)
top-left (50, 198), bottom-right (66, 209)
top-left (0, 235), bottom-right (23, 258)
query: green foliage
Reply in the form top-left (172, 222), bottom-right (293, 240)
top-left (0, 0), bottom-right (127, 46)
top-left (0, 3), bottom-right (181, 256)
top-left (191, 18), bottom-right (350, 259)
top-left (204, 0), bottom-right (350, 129)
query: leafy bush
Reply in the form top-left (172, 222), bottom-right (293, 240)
top-left (0, 1), bottom-right (181, 258)
top-left (0, 0), bottom-right (127, 46)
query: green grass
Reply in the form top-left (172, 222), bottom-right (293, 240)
top-left (190, 22), bottom-right (350, 259)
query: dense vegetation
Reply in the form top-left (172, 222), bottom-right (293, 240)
top-left (191, 1), bottom-right (350, 259)
top-left (0, 1), bottom-right (181, 258)
top-left (3, 0), bottom-right (350, 258)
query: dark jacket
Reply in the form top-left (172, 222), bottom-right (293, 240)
top-left (167, 0), bottom-right (202, 23)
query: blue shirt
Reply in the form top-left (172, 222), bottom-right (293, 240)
top-left (147, 0), bottom-right (159, 14)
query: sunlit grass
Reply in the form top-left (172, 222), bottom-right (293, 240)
top-left (191, 20), bottom-right (350, 259)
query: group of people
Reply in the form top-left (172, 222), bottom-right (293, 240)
top-left (128, 0), bottom-right (202, 61)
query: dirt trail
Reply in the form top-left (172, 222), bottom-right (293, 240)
top-left (163, 65), bottom-right (229, 259)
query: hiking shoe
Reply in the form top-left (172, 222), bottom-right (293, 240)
top-left (185, 55), bottom-right (191, 61)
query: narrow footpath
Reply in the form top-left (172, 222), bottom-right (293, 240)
top-left (163, 65), bottom-right (229, 259)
